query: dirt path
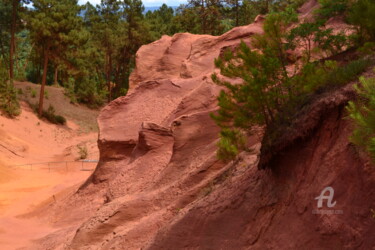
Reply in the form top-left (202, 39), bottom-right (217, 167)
top-left (0, 102), bottom-right (98, 249)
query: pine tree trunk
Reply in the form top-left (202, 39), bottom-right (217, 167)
top-left (235, 0), bottom-right (239, 26)
top-left (23, 44), bottom-right (34, 72)
top-left (54, 65), bottom-right (58, 85)
top-left (38, 50), bottom-right (49, 117)
top-left (9, 0), bottom-right (17, 79)
top-left (106, 52), bottom-right (112, 102)
top-left (201, 0), bottom-right (206, 34)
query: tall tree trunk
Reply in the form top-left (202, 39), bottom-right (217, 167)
top-left (201, 0), bottom-right (206, 34)
top-left (10, 0), bottom-right (18, 79)
top-left (37, 60), bottom-right (42, 84)
top-left (235, 0), bottom-right (239, 26)
top-left (38, 49), bottom-right (49, 116)
top-left (106, 52), bottom-right (112, 102)
top-left (114, 63), bottom-right (121, 93)
top-left (54, 64), bottom-right (58, 85)
top-left (22, 44), bottom-right (34, 73)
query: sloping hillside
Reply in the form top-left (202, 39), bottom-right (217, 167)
top-left (29, 0), bottom-right (375, 249)
top-left (14, 81), bottom-right (99, 132)
top-left (0, 85), bottom-right (100, 249)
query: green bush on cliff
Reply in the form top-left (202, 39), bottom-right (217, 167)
top-left (211, 7), bottom-right (373, 161)
top-left (346, 75), bottom-right (375, 162)
top-left (211, 11), bottom-right (299, 160)
top-left (348, 0), bottom-right (375, 44)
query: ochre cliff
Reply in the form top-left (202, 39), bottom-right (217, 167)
top-left (148, 76), bottom-right (375, 250)
top-left (32, 1), bottom-right (375, 249)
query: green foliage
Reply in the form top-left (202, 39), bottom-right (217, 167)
top-left (77, 144), bottom-right (88, 159)
top-left (346, 75), bottom-right (375, 162)
top-left (348, 0), bottom-right (375, 43)
top-left (357, 42), bottom-right (375, 55)
top-left (118, 88), bottom-right (128, 96)
top-left (211, 11), bottom-right (299, 159)
top-left (27, 0), bottom-right (83, 55)
top-left (324, 58), bottom-right (373, 88)
top-left (42, 105), bottom-right (67, 125)
top-left (0, 2), bottom-right (12, 61)
top-left (145, 4), bottom-right (179, 39)
top-left (26, 0), bottom-right (84, 114)
top-left (315, 0), bottom-right (375, 45)
top-left (63, 75), bottom-right (106, 108)
top-left (216, 128), bottom-right (245, 160)
top-left (298, 58), bottom-right (372, 93)
top-left (31, 88), bottom-right (36, 98)
top-left (288, 21), bottom-right (348, 61)
top-left (30, 103), bottom-right (66, 125)
top-left (74, 77), bottom-right (106, 108)
top-left (174, 1), bottom-right (225, 35)
top-left (0, 67), bottom-right (20, 117)
top-left (213, 53), bottom-right (372, 160)
top-left (211, 6), bottom-right (374, 160)
top-left (316, 0), bottom-right (348, 19)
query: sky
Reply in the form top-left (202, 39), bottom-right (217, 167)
top-left (78, 0), bottom-right (187, 7)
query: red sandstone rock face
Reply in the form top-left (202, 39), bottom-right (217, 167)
top-left (129, 23), bottom-right (263, 89)
top-left (33, 1), bottom-right (375, 249)
top-left (40, 20), bottom-right (265, 250)
top-left (148, 78), bottom-right (375, 250)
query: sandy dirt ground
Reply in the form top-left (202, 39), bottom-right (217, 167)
top-left (0, 102), bottom-right (98, 250)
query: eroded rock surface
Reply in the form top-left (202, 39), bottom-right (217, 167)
top-left (33, 1), bottom-right (375, 249)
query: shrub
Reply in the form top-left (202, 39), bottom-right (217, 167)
top-left (31, 89), bottom-right (37, 98)
top-left (216, 128), bottom-right (246, 160)
top-left (357, 42), bottom-right (375, 56)
top-left (42, 105), bottom-right (66, 125)
top-left (77, 145), bottom-right (88, 159)
top-left (316, 0), bottom-right (348, 19)
top-left (30, 103), bottom-right (66, 125)
top-left (295, 58), bottom-right (373, 94)
top-left (346, 75), bottom-right (375, 162)
top-left (54, 115), bottom-right (67, 125)
top-left (348, 0), bottom-right (375, 43)
top-left (64, 76), bottom-right (105, 108)
top-left (324, 58), bottom-right (373, 87)
top-left (212, 52), bottom-right (372, 161)
top-left (211, 7), bottom-right (373, 161)
top-left (0, 68), bottom-right (20, 117)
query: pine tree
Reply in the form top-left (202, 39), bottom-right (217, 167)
top-left (347, 76), bottom-right (375, 162)
top-left (26, 0), bottom-right (82, 116)
top-left (348, 0), bottom-right (375, 43)
top-left (211, 11), bottom-right (298, 160)
top-left (0, 1), bottom-right (12, 66)
top-left (95, 0), bottom-right (121, 101)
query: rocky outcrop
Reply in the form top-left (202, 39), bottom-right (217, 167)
top-left (32, 19), bottom-right (267, 249)
top-left (34, 1), bottom-right (375, 249)
top-left (129, 23), bottom-right (263, 89)
top-left (148, 74), bottom-right (375, 250)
